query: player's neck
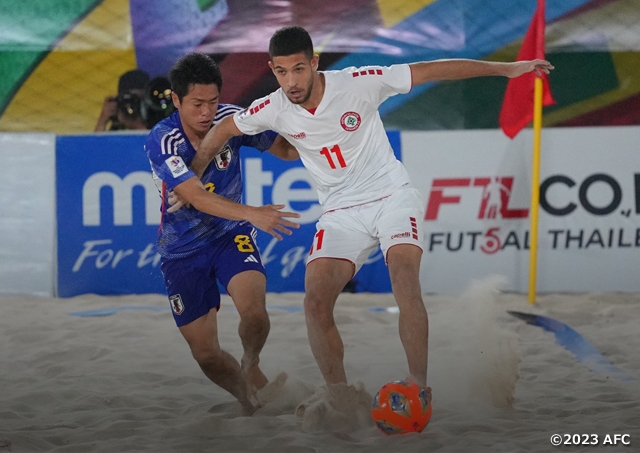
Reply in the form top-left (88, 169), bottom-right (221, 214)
top-left (300, 72), bottom-right (325, 111)
top-left (180, 119), bottom-right (207, 150)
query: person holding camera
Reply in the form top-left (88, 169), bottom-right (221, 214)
top-left (94, 69), bottom-right (150, 131)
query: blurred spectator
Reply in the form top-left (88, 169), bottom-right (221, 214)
top-left (94, 70), bottom-right (176, 131)
top-left (143, 76), bottom-right (176, 129)
top-left (94, 69), bottom-right (150, 131)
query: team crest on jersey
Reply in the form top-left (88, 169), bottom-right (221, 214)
top-left (169, 294), bottom-right (184, 315)
top-left (214, 145), bottom-right (233, 170)
top-left (340, 111), bottom-right (361, 132)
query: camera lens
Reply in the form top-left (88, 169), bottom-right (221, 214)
top-left (143, 76), bottom-right (175, 128)
top-left (117, 93), bottom-right (141, 117)
top-left (146, 77), bottom-right (174, 112)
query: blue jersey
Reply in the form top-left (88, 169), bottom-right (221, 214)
top-left (145, 106), bottom-right (277, 259)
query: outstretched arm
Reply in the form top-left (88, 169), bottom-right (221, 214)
top-left (191, 115), bottom-right (243, 177)
top-left (409, 59), bottom-right (554, 86)
top-left (173, 176), bottom-right (300, 240)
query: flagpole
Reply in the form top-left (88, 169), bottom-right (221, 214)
top-left (528, 76), bottom-right (543, 304)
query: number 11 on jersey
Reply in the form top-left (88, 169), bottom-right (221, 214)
top-left (320, 144), bottom-right (346, 169)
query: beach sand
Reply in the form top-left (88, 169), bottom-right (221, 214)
top-left (1, 278), bottom-right (639, 452)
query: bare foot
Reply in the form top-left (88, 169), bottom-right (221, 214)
top-left (256, 372), bottom-right (288, 406)
top-left (407, 375), bottom-right (433, 406)
top-left (407, 373), bottom-right (427, 388)
top-left (240, 400), bottom-right (259, 416)
top-left (424, 386), bottom-right (433, 406)
top-left (242, 361), bottom-right (268, 393)
top-left (234, 367), bottom-right (260, 416)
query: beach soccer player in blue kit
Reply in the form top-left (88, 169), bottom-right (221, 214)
top-left (145, 53), bottom-right (300, 415)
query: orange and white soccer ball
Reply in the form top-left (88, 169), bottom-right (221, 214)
top-left (371, 380), bottom-right (432, 435)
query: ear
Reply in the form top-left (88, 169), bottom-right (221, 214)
top-left (171, 92), bottom-right (180, 110)
top-left (268, 60), bottom-right (275, 73)
top-left (311, 54), bottom-right (319, 71)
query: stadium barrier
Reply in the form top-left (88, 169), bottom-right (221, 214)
top-left (1, 126), bottom-right (638, 297)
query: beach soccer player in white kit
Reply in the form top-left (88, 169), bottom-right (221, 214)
top-left (189, 26), bottom-right (554, 420)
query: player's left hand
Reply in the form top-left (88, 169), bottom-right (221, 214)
top-left (247, 204), bottom-right (300, 241)
top-left (167, 190), bottom-right (191, 213)
top-left (506, 59), bottom-right (554, 78)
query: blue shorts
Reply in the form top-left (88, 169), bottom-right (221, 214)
top-left (160, 225), bottom-right (265, 327)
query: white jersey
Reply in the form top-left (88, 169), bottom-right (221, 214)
top-left (233, 64), bottom-right (413, 212)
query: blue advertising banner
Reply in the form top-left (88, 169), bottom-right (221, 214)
top-left (56, 132), bottom-right (400, 297)
top-left (56, 134), bottom-right (164, 297)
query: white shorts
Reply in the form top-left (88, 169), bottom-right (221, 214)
top-left (307, 186), bottom-right (424, 274)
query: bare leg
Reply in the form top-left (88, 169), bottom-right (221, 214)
top-left (227, 270), bottom-right (270, 393)
top-left (304, 258), bottom-right (354, 386)
top-left (179, 309), bottom-right (256, 414)
top-left (387, 244), bottom-right (429, 387)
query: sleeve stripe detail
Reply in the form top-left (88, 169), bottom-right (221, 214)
top-left (216, 105), bottom-right (243, 121)
top-left (215, 109), bottom-right (239, 122)
top-left (160, 128), bottom-right (185, 155)
top-left (249, 98), bottom-right (270, 115)
top-left (352, 68), bottom-right (383, 77)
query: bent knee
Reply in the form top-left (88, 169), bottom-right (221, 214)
top-left (189, 342), bottom-right (222, 366)
top-left (303, 294), bottom-right (334, 322)
top-left (236, 305), bottom-right (269, 324)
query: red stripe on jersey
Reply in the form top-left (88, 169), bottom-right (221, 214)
top-left (247, 99), bottom-right (271, 116)
top-left (410, 217), bottom-right (417, 239)
top-left (354, 69), bottom-right (383, 78)
top-left (159, 181), bottom-right (166, 233)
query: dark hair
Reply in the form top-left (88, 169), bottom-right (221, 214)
top-left (118, 69), bottom-right (150, 95)
top-left (169, 53), bottom-right (222, 101)
top-left (269, 26), bottom-right (314, 60)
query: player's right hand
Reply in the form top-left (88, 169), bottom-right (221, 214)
top-left (506, 59), bottom-right (554, 78)
top-left (248, 204), bottom-right (300, 240)
top-left (166, 190), bottom-right (191, 213)
top-left (100, 96), bottom-right (118, 118)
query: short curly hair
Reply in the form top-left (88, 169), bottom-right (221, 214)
top-left (269, 26), bottom-right (314, 60)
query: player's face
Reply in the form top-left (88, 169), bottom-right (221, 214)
top-left (172, 83), bottom-right (219, 134)
top-left (269, 53), bottom-right (318, 105)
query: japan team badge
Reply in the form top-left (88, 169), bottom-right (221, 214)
top-left (214, 145), bottom-right (233, 170)
top-left (169, 294), bottom-right (184, 315)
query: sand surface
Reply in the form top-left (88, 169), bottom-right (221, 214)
top-left (1, 278), bottom-right (639, 452)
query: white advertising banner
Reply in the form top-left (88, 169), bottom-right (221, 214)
top-left (402, 126), bottom-right (640, 294)
top-left (0, 133), bottom-right (56, 296)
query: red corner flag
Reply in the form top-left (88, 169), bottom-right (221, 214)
top-left (499, 0), bottom-right (555, 138)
